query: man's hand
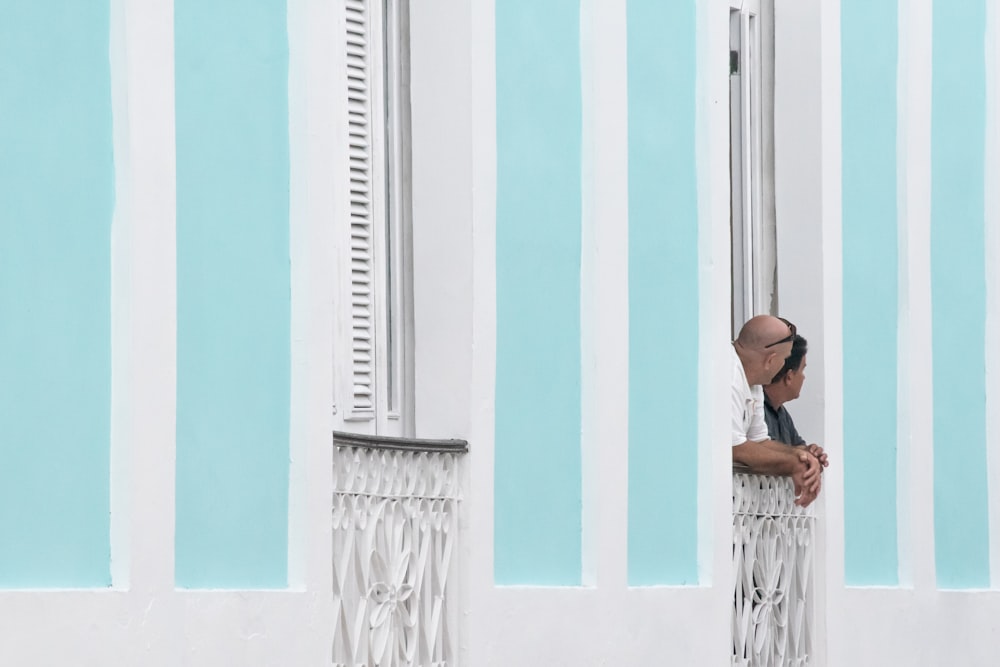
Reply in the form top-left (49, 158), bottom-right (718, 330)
top-left (795, 476), bottom-right (821, 507)
top-left (732, 439), bottom-right (826, 507)
top-left (791, 449), bottom-right (821, 507)
top-left (797, 449), bottom-right (821, 487)
top-left (805, 443), bottom-right (829, 470)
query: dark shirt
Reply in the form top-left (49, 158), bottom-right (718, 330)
top-left (763, 394), bottom-right (806, 446)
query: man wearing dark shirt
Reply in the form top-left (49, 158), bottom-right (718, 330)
top-left (763, 335), bottom-right (829, 469)
top-left (764, 392), bottom-right (806, 446)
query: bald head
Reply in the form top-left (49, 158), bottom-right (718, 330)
top-left (737, 315), bottom-right (792, 349)
top-left (734, 315), bottom-right (796, 386)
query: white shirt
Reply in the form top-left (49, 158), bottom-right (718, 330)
top-left (732, 346), bottom-right (768, 446)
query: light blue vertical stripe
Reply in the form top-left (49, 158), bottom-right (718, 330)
top-left (626, 0), bottom-right (699, 586)
top-left (931, 0), bottom-right (989, 589)
top-left (841, 0), bottom-right (899, 585)
top-left (495, 0), bottom-right (582, 585)
top-left (175, 0), bottom-right (290, 588)
top-left (0, 3), bottom-right (113, 587)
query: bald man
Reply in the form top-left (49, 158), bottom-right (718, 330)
top-left (731, 315), bottom-right (821, 507)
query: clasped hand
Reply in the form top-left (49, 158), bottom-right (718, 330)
top-left (791, 448), bottom-right (823, 507)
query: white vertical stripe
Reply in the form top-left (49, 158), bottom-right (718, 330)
top-left (409, 0), bottom-right (475, 440)
top-left (897, 0), bottom-right (936, 592)
top-left (696, 0), bottom-right (734, 656)
top-left (109, 0), bottom-right (131, 588)
top-left (121, 0), bottom-right (177, 593)
top-left (579, 0), bottom-right (629, 590)
top-left (464, 0), bottom-right (496, 662)
top-left (287, 0), bottom-right (337, 634)
top-left (984, 0), bottom-right (1000, 589)
top-left (286, 0), bottom-right (306, 591)
top-left (817, 0), bottom-right (842, 664)
top-left (286, 0), bottom-right (338, 602)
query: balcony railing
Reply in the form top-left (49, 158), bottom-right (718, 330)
top-left (732, 466), bottom-right (816, 667)
top-left (332, 431), bottom-right (468, 667)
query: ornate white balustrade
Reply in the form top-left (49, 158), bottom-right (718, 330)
top-left (733, 470), bottom-right (815, 667)
top-left (332, 432), bottom-right (467, 667)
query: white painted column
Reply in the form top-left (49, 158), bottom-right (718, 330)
top-left (897, 0), bottom-right (936, 593)
top-left (410, 0), bottom-right (475, 441)
top-left (465, 0), bottom-right (497, 661)
top-left (579, 0), bottom-right (629, 591)
top-left (696, 0), bottom-right (739, 641)
top-left (287, 0), bottom-right (307, 591)
top-left (109, 0), bottom-right (131, 592)
top-left (816, 1), bottom-right (842, 662)
top-left (120, 0), bottom-right (177, 601)
top-left (288, 0), bottom-right (337, 610)
top-left (984, 0), bottom-right (1000, 590)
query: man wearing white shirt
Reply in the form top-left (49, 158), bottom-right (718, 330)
top-left (731, 315), bottom-right (821, 507)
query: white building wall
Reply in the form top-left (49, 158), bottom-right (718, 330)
top-left (3, 0), bottom-right (1000, 664)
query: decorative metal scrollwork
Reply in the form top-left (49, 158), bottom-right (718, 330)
top-left (333, 447), bottom-right (461, 667)
top-left (733, 473), bottom-right (815, 667)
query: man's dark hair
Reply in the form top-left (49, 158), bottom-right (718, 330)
top-left (769, 334), bottom-right (808, 384)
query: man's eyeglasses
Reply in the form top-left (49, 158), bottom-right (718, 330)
top-left (763, 317), bottom-right (797, 348)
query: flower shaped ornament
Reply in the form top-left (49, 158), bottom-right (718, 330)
top-left (751, 545), bottom-right (788, 658)
top-left (368, 549), bottom-right (416, 664)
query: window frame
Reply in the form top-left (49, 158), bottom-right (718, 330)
top-left (729, 0), bottom-right (777, 334)
top-left (336, 0), bottom-right (414, 438)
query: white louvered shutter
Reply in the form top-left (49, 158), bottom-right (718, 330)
top-left (338, 0), bottom-right (412, 436)
top-left (346, 0), bottom-right (375, 418)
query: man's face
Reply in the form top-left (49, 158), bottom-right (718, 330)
top-left (786, 354), bottom-right (807, 400)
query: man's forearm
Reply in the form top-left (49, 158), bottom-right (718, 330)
top-left (734, 439), bottom-right (822, 507)
top-left (732, 439), bottom-right (805, 475)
